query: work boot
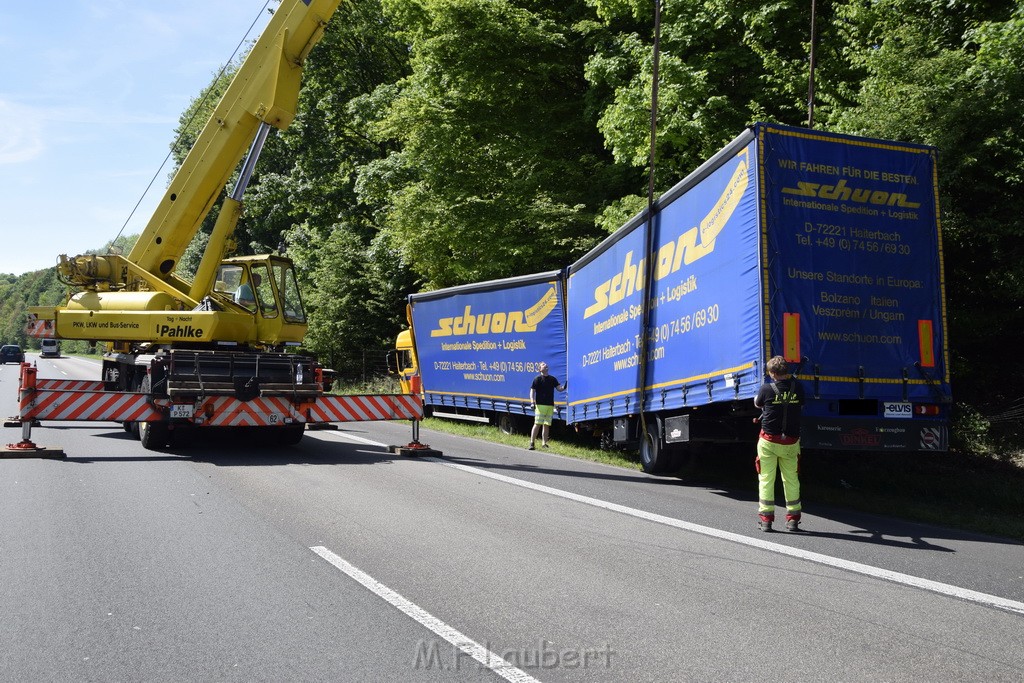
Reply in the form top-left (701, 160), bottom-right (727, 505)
top-left (758, 513), bottom-right (774, 532)
top-left (785, 513), bottom-right (801, 532)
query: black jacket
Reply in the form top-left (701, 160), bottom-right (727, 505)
top-left (755, 378), bottom-right (804, 438)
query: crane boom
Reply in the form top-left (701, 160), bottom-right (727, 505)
top-left (37, 0), bottom-right (341, 349)
top-left (129, 0), bottom-right (339, 281)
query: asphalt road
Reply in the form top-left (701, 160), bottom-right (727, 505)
top-left (2, 355), bottom-right (1022, 682)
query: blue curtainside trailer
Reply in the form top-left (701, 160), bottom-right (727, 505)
top-left (394, 123), bottom-right (951, 471)
top-left (400, 271), bottom-right (569, 435)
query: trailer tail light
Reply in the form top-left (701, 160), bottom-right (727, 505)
top-left (914, 404), bottom-right (940, 416)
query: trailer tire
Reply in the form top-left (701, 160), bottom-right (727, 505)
top-left (139, 419), bottom-right (170, 450)
top-left (127, 372), bottom-right (145, 440)
top-left (497, 412), bottom-right (522, 435)
top-left (639, 419), bottom-right (678, 475)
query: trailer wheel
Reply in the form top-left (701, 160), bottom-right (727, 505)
top-left (127, 373), bottom-right (144, 440)
top-left (639, 420), bottom-right (678, 475)
top-left (497, 413), bottom-right (522, 435)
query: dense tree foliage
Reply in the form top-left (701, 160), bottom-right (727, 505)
top-left (4, 0), bottom-right (1023, 444)
top-left (829, 0), bottom-right (1024, 425)
top-left (365, 0), bottom-right (637, 287)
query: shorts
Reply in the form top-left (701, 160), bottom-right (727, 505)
top-left (533, 405), bottom-right (554, 426)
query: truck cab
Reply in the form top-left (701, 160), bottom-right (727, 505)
top-left (388, 329), bottom-right (420, 395)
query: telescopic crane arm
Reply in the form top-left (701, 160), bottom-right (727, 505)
top-left (40, 0), bottom-right (342, 349)
top-left (59, 0), bottom-right (341, 297)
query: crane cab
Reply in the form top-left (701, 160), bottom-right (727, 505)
top-left (214, 255), bottom-right (308, 346)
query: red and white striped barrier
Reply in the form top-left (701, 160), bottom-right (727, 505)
top-left (24, 318), bottom-right (55, 339)
top-left (35, 379), bottom-right (105, 392)
top-left (15, 361), bottom-right (420, 428)
top-left (21, 388), bottom-right (162, 423)
top-left (197, 394), bottom-right (422, 426)
top-left (198, 396), bottom-right (303, 427)
top-left (7, 361), bottom-right (430, 455)
top-left (307, 394), bottom-right (423, 423)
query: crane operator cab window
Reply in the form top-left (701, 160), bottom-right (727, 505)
top-left (216, 263), bottom-right (278, 316)
top-left (248, 264), bottom-right (278, 317)
top-left (215, 265), bottom-right (244, 300)
top-left (272, 261), bottom-right (307, 324)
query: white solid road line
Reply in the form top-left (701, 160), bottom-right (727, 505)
top-left (320, 429), bottom-right (1024, 617)
top-left (310, 546), bottom-right (541, 683)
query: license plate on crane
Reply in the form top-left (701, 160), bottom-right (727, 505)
top-left (170, 404), bottom-right (195, 419)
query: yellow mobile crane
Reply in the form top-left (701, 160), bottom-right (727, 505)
top-left (20, 0), bottom-right (422, 451)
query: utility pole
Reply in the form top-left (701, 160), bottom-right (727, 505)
top-left (808, 0), bottom-right (818, 128)
top-left (638, 0), bottom-right (662, 442)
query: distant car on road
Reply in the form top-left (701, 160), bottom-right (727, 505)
top-left (40, 338), bottom-right (61, 358)
top-left (1, 344), bottom-right (25, 364)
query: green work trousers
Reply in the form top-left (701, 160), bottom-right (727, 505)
top-left (756, 437), bottom-right (801, 517)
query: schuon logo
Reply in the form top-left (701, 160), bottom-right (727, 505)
top-left (840, 428), bottom-right (882, 447)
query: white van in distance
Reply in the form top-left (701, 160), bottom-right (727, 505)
top-left (40, 339), bottom-right (60, 358)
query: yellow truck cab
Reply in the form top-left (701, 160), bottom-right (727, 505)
top-left (389, 329), bottom-right (419, 395)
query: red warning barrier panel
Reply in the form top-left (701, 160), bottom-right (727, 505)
top-left (21, 389), bottom-right (162, 423)
top-left (195, 394), bottom-right (423, 426)
top-left (198, 396), bottom-right (304, 427)
top-left (306, 394), bottom-right (423, 423)
top-left (25, 317), bottom-right (55, 339)
top-left (17, 378), bottom-right (422, 428)
top-left (35, 379), bottom-right (105, 392)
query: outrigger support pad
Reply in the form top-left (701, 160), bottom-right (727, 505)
top-left (389, 420), bottom-right (441, 457)
top-left (2, 363), bottom-right (65, 458)
top-left (2, 419), bottom-right (65, 459)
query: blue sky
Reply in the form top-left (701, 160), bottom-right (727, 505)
top-left (0, 1), bottom-right (275, 276)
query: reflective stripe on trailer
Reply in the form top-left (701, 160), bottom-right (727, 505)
top-left (22, 390), bottom-right (162, 422)
top-left (35, 379), bottom-right (105, 392)
top-left (308, 394), bottom-right (422, 423)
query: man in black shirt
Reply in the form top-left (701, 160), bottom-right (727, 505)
top-left (753, 355), bottom-right (804, 532)
top-left (529, 362), bottom-right (565, 450)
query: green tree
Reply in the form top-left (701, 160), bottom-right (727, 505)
top-left (833, 0), bottom-right (1024, 412)
top-left (585, 0), bottom-right (857, 188)
top-left (368, 0), bottom-right (635, 288)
